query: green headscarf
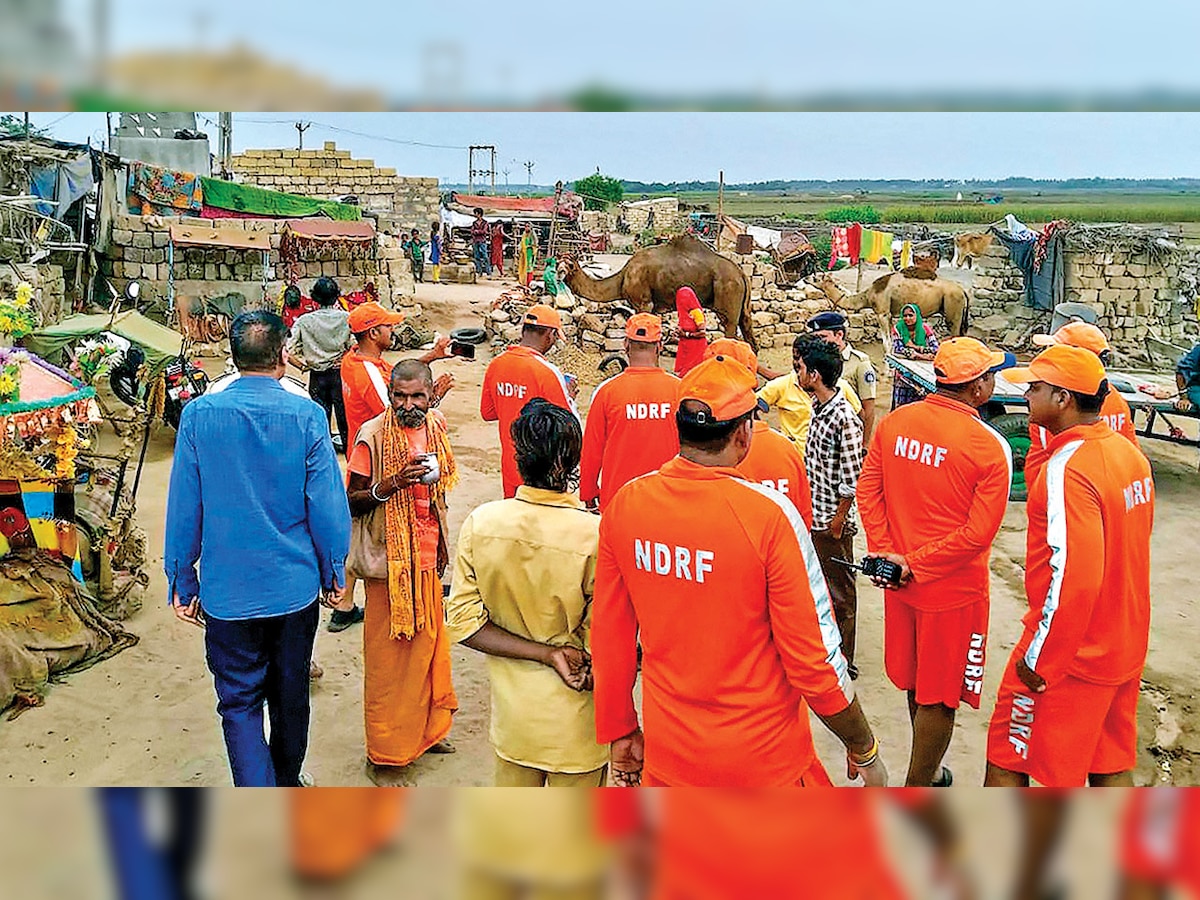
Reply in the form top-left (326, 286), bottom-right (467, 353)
top-left (896, 303), bottom-right (927, 347)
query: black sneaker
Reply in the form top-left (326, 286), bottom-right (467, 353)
top-left (848, 664), bottom-right (860, 681)
top-left (327, 605), bottom-right (364, 633)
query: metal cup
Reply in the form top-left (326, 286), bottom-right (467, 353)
top-left (418, 452), bottom-right (440, 484)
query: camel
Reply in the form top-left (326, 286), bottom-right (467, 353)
top-left (952, 232), bottom-right (993, 269)
top-left (822, 271), bottom-right (971, 345)
top-left (561, 234), bottom-right (756, 350)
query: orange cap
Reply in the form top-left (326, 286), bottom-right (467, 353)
top-left (705, 338), bottom-right (758, 374)
top-left (1031, 321), bottom-right (1110, 356)
top-left (348, 301), bottom-right (404, 333)
top-left (625, 313), bottom-right (663, 342)
top-left (1005, 344), bottom-right (1107, 394)
top-left (678, 354), bottom-right (758, 424)
top-left (522, 304), bottom-right (562, 330)
top-left (933, 336), bottom-right (1010, 384)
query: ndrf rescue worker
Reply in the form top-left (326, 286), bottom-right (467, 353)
top-left (985, 345), bottom-right (1154, 787)
top-left (707, 338), bottom-right (813, 528)
top-left (580, 314), bottom-right (681, 511)
top-left (480, 304), bottom-right (578, 498)
top-left (857, 337), bottom-right (1013, 787)
top-left (1024, 321), bottom-right (1141, 486)
top-left (591, 354), bottom-right (887, 788)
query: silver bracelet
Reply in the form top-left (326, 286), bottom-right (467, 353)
top-left (370, 483), bottom-right (388, 503)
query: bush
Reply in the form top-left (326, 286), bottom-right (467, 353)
top-left (574, 173), bottom-right (624, 211)
top-left (810, 232), bottom-right (833, 269)
top-left (822, 205), bottom-right (881, 224)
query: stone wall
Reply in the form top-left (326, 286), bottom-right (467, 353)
top-left (967, 240), bottom-right (1200, 355)
top-left (0, 263), bottom-right (67, 326)
top-left (98, 212), bottom-right (418, 319)
top-left (623, 197), bottom-right (680, 232)
top-left (229, 141), bottom-right (440, 232)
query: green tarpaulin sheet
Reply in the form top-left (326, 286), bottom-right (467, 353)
top-left (25, 311), bottom-right (184, 376)
top-left (200, 178), bottom-right (361, 222)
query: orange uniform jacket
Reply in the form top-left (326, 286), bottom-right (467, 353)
top-left (580, 367), bottom-right (681, 509)
top-left (738, 420), bottom-right (814, 529)
top-left (1020, 421), bottom-right (1154, 687)
top-left (480, 345), bottom-right (577, 498)
top-left (1025, 389), bottom-right (1140, 487)
top-left (857, 394), bottom-right (1013, 611)
top-left (592, 457), bottom-right (853, 786)
top-left (340, 350), bottom-right (392, 452)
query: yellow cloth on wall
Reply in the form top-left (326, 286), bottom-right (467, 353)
top-left (900, 240), bottom-right (913, 269)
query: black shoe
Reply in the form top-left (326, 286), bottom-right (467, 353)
top-left (327, 605), bottom-right (364, 633)
top-left (848, 664), bottom-right (860, 681)
top-left (931, 766), bottom-right (954, 787)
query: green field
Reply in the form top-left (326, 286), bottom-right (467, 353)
top-left (657, 190), bottom-right (1200, 229)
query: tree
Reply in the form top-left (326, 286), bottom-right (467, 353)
top-left (574, 171), bottom-right (624, 211)
top-left (0, 115), bottom-right (47, 139)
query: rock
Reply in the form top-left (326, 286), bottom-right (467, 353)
top-left (554, 293), bottom-right (574, 309)
top-left (490, 309), bottom-right (511, 323)
top-left (577, 313), bottom-right (606, 334)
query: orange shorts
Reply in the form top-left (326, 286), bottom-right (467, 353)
top-left (884, 595), bottom-right (988, 710)
top-left (986, 649), bottom-right (1139, 786)
top-left (1121, 791), bottom-right (1200, 894)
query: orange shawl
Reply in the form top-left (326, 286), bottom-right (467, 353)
top-left (381, 409), bottom-right (458, 640)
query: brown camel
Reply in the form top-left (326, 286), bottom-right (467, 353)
top-left (561, 234), bottom-right (756, 351)
top-left (822, 271), bottom-right (971, 344)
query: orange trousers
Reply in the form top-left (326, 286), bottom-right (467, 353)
top-left (290, 789), bottom-right (406, 879)
top-left (363, 572), bottom-right (457, 767)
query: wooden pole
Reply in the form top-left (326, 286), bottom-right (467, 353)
top-left (547, 180), bottom-right (563, 263)
top-left (717, 170), bottom-right (724, 250)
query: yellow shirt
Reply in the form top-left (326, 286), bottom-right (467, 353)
top-left (446, 486), bottom-right (607, 773)
top-left (757, 372), bottom-right (861, 456)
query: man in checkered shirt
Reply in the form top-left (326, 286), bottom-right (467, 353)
top-left (796, 334), bottom-right (865, 680)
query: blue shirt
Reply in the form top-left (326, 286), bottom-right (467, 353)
top-left (163, 375), bottom-right (350, 621)
top-left (1177, 344), bottom-right (1200, 387)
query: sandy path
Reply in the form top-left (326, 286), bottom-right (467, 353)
top-left (0, 272), bottom-right (1196, 788)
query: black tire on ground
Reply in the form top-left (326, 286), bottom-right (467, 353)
top-left (986, 412), bottom-right (1031, 502)
top-left (598, 354), bottom-right (628, 378)
top-left (450, 327), bottom-right (488, 345)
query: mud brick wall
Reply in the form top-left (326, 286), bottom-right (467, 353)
top-left (230, 141), bottom-right (439, 232)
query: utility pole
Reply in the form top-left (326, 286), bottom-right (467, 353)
top-left (468, 144), bottom-right (496, 194)
top-left (523, 160), bottom-right (535, 189)
top-left (502, 168), bottom-right (510, 189)
top-left (218, 112), bottom-right (233, 179)
top-left (295, 121), bottom-right (310, 150)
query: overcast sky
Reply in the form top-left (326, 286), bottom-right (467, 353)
top-left (24, 112), bottom-right (1200, 184)
top-left (57, 1), bottom-right (1200, 101)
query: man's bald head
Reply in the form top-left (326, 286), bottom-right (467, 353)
top-left (391, 358), bottom-right (433, 389)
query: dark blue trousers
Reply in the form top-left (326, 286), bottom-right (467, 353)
top-left (98, 788), bottom-right (205, 900)
top-left (203, 600), bottom-right (319, 787)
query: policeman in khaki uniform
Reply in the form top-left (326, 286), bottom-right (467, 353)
top-left (808, 312), bottom-right (878, 440)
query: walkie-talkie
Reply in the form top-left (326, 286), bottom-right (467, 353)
top-left (832, 556), bottom-right (904, 587)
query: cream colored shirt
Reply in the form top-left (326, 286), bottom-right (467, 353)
top-left (446, 486), bottom-right (607, 773)
top-left (757, 372), bottom-right (862, 456)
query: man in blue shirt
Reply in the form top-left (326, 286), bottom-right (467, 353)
top-left (1176, 342), bottom-right (1200, 411)
top-left (164, 310), bottom-right (351, 787)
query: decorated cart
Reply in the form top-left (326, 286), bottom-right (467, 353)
top-left (0, 349), bottom-right (138, 717)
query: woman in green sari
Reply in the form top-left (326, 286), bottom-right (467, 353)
top-left (890, 303), bottom-right (940, 408)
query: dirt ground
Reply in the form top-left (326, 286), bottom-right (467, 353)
top-left (0, 265), bottom-right (1197, 789)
